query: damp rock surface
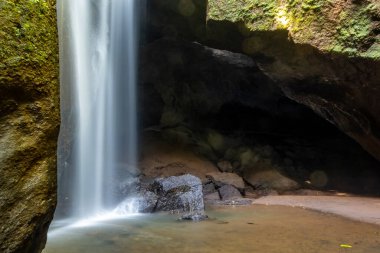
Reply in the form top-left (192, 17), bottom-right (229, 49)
top-left (244, 169), bottom-right (300, 193)
top-left (206, 172), bottom-right (245, 190)
top-left (127, 174), bottom-right (206, 215)
top-left (0, 1), bottom-right (59, 253)
top-left (149, 0), bottom-right (380, 164)
top-left (218, 185), bottom-right (242, 200)
top-left (153, 174), bottom-right (205, 213)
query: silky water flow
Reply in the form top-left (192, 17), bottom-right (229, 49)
top-left (45, 2), bottom-right (380, 252)
top-left (56, 0), bottom-right (142, 221)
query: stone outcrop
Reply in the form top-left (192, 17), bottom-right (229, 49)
top-left (0, 1), bottom-right (59, 253)
top-left (117, 174), bottom-right (206, 219)
top-left (140, 32), bottom-right (380, 195)
top-left (149, 0), bottom-right (380, 162)
top-left (207, 0), bottom-right (380, 162)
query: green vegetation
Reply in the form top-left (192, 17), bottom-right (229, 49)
top-left (0, 0), bottom-right (58, 90)
top-left (208, 0), bottom-right (279, 30)
top-left (207, 0), bottom-right (380, 58)
top-left (331, 4), bottom-right (375, 56)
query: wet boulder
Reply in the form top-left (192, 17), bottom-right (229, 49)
top-left (117, 174), bottom-right (206, 215)
top-left (218, 185), bottom-right (242, 200)
top-left (152, 174), bottom-right (204, 213)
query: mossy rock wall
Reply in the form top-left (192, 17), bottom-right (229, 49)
top-left (148, 0), bottom-right (380, 162)
top-left (205, 0), bottom-right (380, 161)
top-left (208, 0), bottom-right (380, 58)
top-left (0, 0), bottom-right (59, 252)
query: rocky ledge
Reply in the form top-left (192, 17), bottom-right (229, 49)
top-left (149, 0), bottom-right (380, 162)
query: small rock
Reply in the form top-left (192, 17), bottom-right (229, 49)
top-left (179, 212), bottom-right (208, 222)
top-left (244, 169), bottom-right (299, 193)
top-left (218, 185), bottom-right (242, 200)
top-left (206, 172), bottom-right (245, 190)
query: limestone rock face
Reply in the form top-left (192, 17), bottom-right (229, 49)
top-left (149, 0), bottom-right (380, 162)
top-left (0, 1), bottom-right (59, 253)
top-left (206, 0), bottom-right (380, 162)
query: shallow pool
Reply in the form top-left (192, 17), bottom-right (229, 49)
top-left (44, 205), bottom-right (380, 253)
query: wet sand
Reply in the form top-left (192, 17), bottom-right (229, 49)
top-left (253, 195), bottom-right (380, 226)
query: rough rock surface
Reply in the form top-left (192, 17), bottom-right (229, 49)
top-left (153, 174), bottom-right (204, 212)
top-left (0, 1), bottom-right (59, 253)
top-left (140, 35), bottom-right (380, 195)
top-left (149, 0), bottom-right (380, 163)
top-left (218, 185), bottom-right (242, 200)
top-left (206, 172), bottom-right (245, 190)
top-left (244, 169), bottom-right (300, 193)
top-left (206, 0), bottom-right (380, 162)
top-left (118, 174), bottom-right (205, 215)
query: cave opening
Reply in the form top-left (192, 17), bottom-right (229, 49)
top-left (138, 37), bottom-right (380, 198)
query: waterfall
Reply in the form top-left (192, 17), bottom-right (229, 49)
top-left (57, 0), bottom-right (141, 219)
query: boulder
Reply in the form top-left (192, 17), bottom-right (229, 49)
top-left (244, 169), bottom-right (300, 193)
top-left (206, 172), bottom-right (245, 190)
top-left (117, 174), bottom-right (206, 216)
top-left (218, 185), bottom-right (242, 200)
top-left (153, 174), bottom-right (204, 213)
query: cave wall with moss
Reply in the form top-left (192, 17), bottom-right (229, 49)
top-left (148, 0), bottom-right (380, 163)
top-left (0, 0), bottom-right (59, 252)
top-left (206, 0), bottom-right (380, 162)
top-left (208, 0), bottom-right (380, 57)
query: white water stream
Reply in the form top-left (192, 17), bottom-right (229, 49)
top-left (57, 0), bottom-right (141, 219)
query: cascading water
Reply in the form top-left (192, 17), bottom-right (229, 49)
top-left (57, 0), bottom-right (142, 219)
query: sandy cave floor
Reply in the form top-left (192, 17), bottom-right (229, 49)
top-left (252, 195), bottom-right (380, 226)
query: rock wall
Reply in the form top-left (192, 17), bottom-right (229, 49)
top-left (0, 1), bottom-right (59, 252)
top-left (148, 0), bottom-right (380, 162)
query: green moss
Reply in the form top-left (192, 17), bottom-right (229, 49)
top-left (208, 0), bottom-right (279, 30)
top-left (208, 0), bottom-right (328, 31)
top-left (0, 0), bottom-right (58, 91)
top-left (330, 4), bottom-right (375, 56)
top-left (207, 0), bottom-right (380, 58)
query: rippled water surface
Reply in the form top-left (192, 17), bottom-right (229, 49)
top-left (44, 205), bottom-right (380, 253)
